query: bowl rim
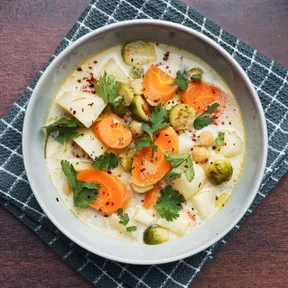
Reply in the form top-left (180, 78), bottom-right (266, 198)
top-left (22, 19), bottom-right (268, 265)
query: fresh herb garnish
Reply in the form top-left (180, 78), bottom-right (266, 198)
top-left (141, 104), bottom-right (169, 138)
top-left (126, 226), bottom-right (137, 232)
top-left (42, 117), bottom-right (83, 157)
top-left (154, 185), bottom-right (185, 221)
top-left (135, 138), bottom-right (158, 155)
top-left (193, 103), bottom-right (220, 130)
top-left (94, 71), bottom-right (122, 108)
top-left (165, 153), bottom-right (195, 182)
top-left (61, 160), bottom-right (99, 208)
top-left (215, 132), bottom-right (225, 147)
top-left (171, 71), bottom-right (188, 90)
top-left (92, 152), bottom-right (118, 171)
top-left (117, 208), bottom-right (136, 232)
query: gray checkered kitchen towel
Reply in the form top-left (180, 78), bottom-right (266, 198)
top-left (1, 0), bottom-right (287, 287)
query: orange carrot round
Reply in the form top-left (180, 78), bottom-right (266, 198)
top-left (153, 126), bottom-right (179, 154)
top-left (180, 81), bottom-right (225, 114)
top-left (92, 114), bottom-right (132, 149)
top-left (131, 147), bottom-right (171, 187)
top-left (143, 184), bottom-right (161, 209)
top-left (143, 65), bottom-right (177, 106)
top-left (77, 169), bottom-right (130, 215)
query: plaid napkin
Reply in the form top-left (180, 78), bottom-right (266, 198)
top-left (1, 0), bottom-right (287, 287)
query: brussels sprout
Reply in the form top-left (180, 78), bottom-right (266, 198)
top-left (130, 95), bottom-right (150, 122)
top-left (169, 104), bottom-right (196, 130)
top-left (205, 155), bottom-right (233, 185)
top-left (129, 120), bottom-right (144, 138)
top-left (129, 66), bottom-right (144, 79)
top-left (119, 84), bottom-right (134, 106)
top-left (185, 67), bottom-right (203, 81)
top-left (122, 41), bottom-right (156, 66)
top-left (143, 225), bottom-right (169, 245)
top-left (119, 150), bottom-right (136, 172)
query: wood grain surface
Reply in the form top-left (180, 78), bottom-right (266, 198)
top-left (0, 0), bottom-right (287, 287)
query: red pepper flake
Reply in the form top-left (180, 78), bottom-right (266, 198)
top-left (221, 121), bottom-right (225, 125)
top-left (73, 110), bottom-right (76, 115)
top-left (88, 102), bottom-right (94, 107)
top-left (216, 196), bottom-right (219, 200)
top-left (107, 171), bottom-right (112, 174)
top-left (180, 56), bottom-right (183, 60)
top-left (77, 79), bottom-right (81, 83)
top-left (77, 67), bottom-right (82, 72)
top-left (163, 52), bottom-right (170, 61)
top-left (166, 65), bottom-right (169, 69)
top-left (212, 146), bottom-right (216, 150)
top-left (93, 60), bottom-right (98, 64)
top-left (187, 211), bottom-right (196, 221)
top-left (229, 122), bottom-right (232, 125)
top-left (156, 42), bottom-right (159, 46)
top-left (88, 66), bottom-right (92, 70)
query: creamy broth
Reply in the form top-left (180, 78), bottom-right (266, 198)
top-left (45, 42), bottom-right (245, 244)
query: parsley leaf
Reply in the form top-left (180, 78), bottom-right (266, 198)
top-left (171, 71), bottom-right (188, 90)
top-left (154, 185), bottom-right (185, 221)
top-left (215, 132), bottom-right (225, 147)
top-left (126, 226), bottom-right (137, 232)
top-left (74, 188), bottom-right (97, 208)
top-left (141, 104), bottom-right (169, 138)
top-left (165, 153), bottom-right (195, 182)
top-left (61, 160), bottom-right (100, 208)
top-left (193, 103), bottom-right (220, 130)
top-left (165, 166), bottom-right (182, 181)
top-left (135, 138), bottom-right (158, 155)
top-left (42, 117), bottom-right (82, 157)
top-left (94, 71), bottom-right (122, 108)
top-left (92, 152), bottom-right (118, 170)
top-left (185, 156), bottom-right (195, 182)
top-left (117, 208), bottom-right (130, 226)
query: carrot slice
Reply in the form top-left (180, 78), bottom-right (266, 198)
top-left (143, 65), bottom-right (177, 106)
top-left (92, 114), bottom-right (132, 149)
top-left (180, 81), bottom-right (225, 114)
top-left (77, 169), bottom-right (130, 215)
top-left (143, 184), bottom-right (161, 209)
top-left (131, 147), bottom-right (171, 187)
top-left (153, 126), bottom-right (179, 154)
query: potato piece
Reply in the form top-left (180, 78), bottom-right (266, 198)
top-left (101, 58), bottom-right (129, 84)
top-left (157, 214), bottom-right (190, 236)
top-left (216, 131), bottom-right (243, 157)
top-left (191, 189), bottom-right (216, 218)
top-left (73, 128), bottom-right (107, 159)
top-left (178, 133), bottom-right (193, 154)
top-left (171, 163), bottom-right (206, 200)
top-left (57, 91), bottom-right (106, 128)
top-left (134, 208), bottom-right (154, 226)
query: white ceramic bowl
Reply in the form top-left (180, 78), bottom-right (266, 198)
top-left (23, 20), bottom-right (267, 264)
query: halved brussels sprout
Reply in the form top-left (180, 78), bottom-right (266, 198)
top-left (205, 155), bottom-right (233, 185)
top-left (169, 104), bottom-right (196, 130)
top-left (129, 66), bottom-right (144, 79)
top-left (119, 84), bottom-right (134, 106)
top-left (131, 183), bottom-right (154, 193)
top-left (122, 41), bottom-right (156, 66)
top-left (129, 120), bottom-right (144, 138)
top-left (119, 150), bottom-right (136, 172)
top-left (143, 224), bottom-right (169, 245)
top-left (130, 95), bottom-right (150, 122)
top-left (186, 67), bottom-right (203, 81)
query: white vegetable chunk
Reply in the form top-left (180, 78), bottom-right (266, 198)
top-left (57, 91), bottom-right (106, 128)
top-left (73, 128), bottom-right (107, 159)
top-left (101, 58), bottom-right (129, 84)
top-left (178, 133), bottom-right (194, 154)
top-left (216, 131), bottom-right (243, 158)
top-left (134, 208), bottom-right (154, 226)
top-left (109, 214), bottom-right (137, 238)
top-left (129, 79), bottom-right (143, 95)
top-left (172, 163), bottom-right (206, 200)
top-left (157, 214), bottom-right (190, 236)
top-left (67, 159), bottom-right (92, 171)
top-left (191, 189), bottom-right (216, 219)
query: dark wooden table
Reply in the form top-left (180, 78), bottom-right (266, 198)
top-left (0, 1), bottom-right (287, 287)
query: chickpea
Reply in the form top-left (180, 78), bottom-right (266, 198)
top-left (129, 120), bottom-right (144, 138)
top-left (198, 131), bottom-right (214, 147)
top-left (192, 146), bottom-right (210, 163)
